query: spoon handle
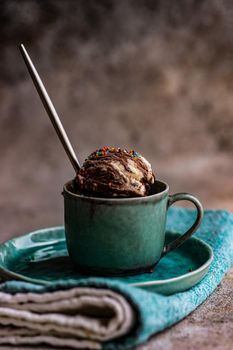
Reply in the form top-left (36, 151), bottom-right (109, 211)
top-left (19, 44), bottom-right (80, 172)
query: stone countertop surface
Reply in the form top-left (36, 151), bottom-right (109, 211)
top-left (138, 267), bottom-right (233, 350)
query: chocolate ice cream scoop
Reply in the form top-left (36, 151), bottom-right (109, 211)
top-left (75, 147), bottom-right (155, 197)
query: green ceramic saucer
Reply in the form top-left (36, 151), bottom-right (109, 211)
top-left (0, 227), bottom-right (213, 295)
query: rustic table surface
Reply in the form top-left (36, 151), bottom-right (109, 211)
top-left (138, 267), bottom-right (233, 350)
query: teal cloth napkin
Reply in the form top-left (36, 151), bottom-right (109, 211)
top-left (0, 208), bottom-right (233, 349)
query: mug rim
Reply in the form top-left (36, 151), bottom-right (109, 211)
top-left (63, 179), bottom-right (169, 203)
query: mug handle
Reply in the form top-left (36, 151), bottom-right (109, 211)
top-left (161, 193), bottom-right (204, 257)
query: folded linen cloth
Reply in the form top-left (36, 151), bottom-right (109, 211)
top-left (0, 286), bottom-right (136, 349)
top-left (0, 208), bottom-right (232, 350)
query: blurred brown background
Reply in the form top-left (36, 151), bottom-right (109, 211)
top-left (0, 0), bottom-right (233, 238)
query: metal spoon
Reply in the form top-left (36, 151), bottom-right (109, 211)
top-left (19, 43), bottom-right (81, 172)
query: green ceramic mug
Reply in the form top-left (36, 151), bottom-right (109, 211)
top-left (63, 180), bottom-right (203, 276)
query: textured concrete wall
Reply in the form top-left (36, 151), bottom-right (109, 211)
top-left (0, 1), bottom-right (233, 236)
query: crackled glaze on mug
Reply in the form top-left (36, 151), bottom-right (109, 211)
top-left (64, 181), bottom-right (168, 274)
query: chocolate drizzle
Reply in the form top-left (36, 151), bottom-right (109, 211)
top-left (76, 148), bottom-right (155, 197)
